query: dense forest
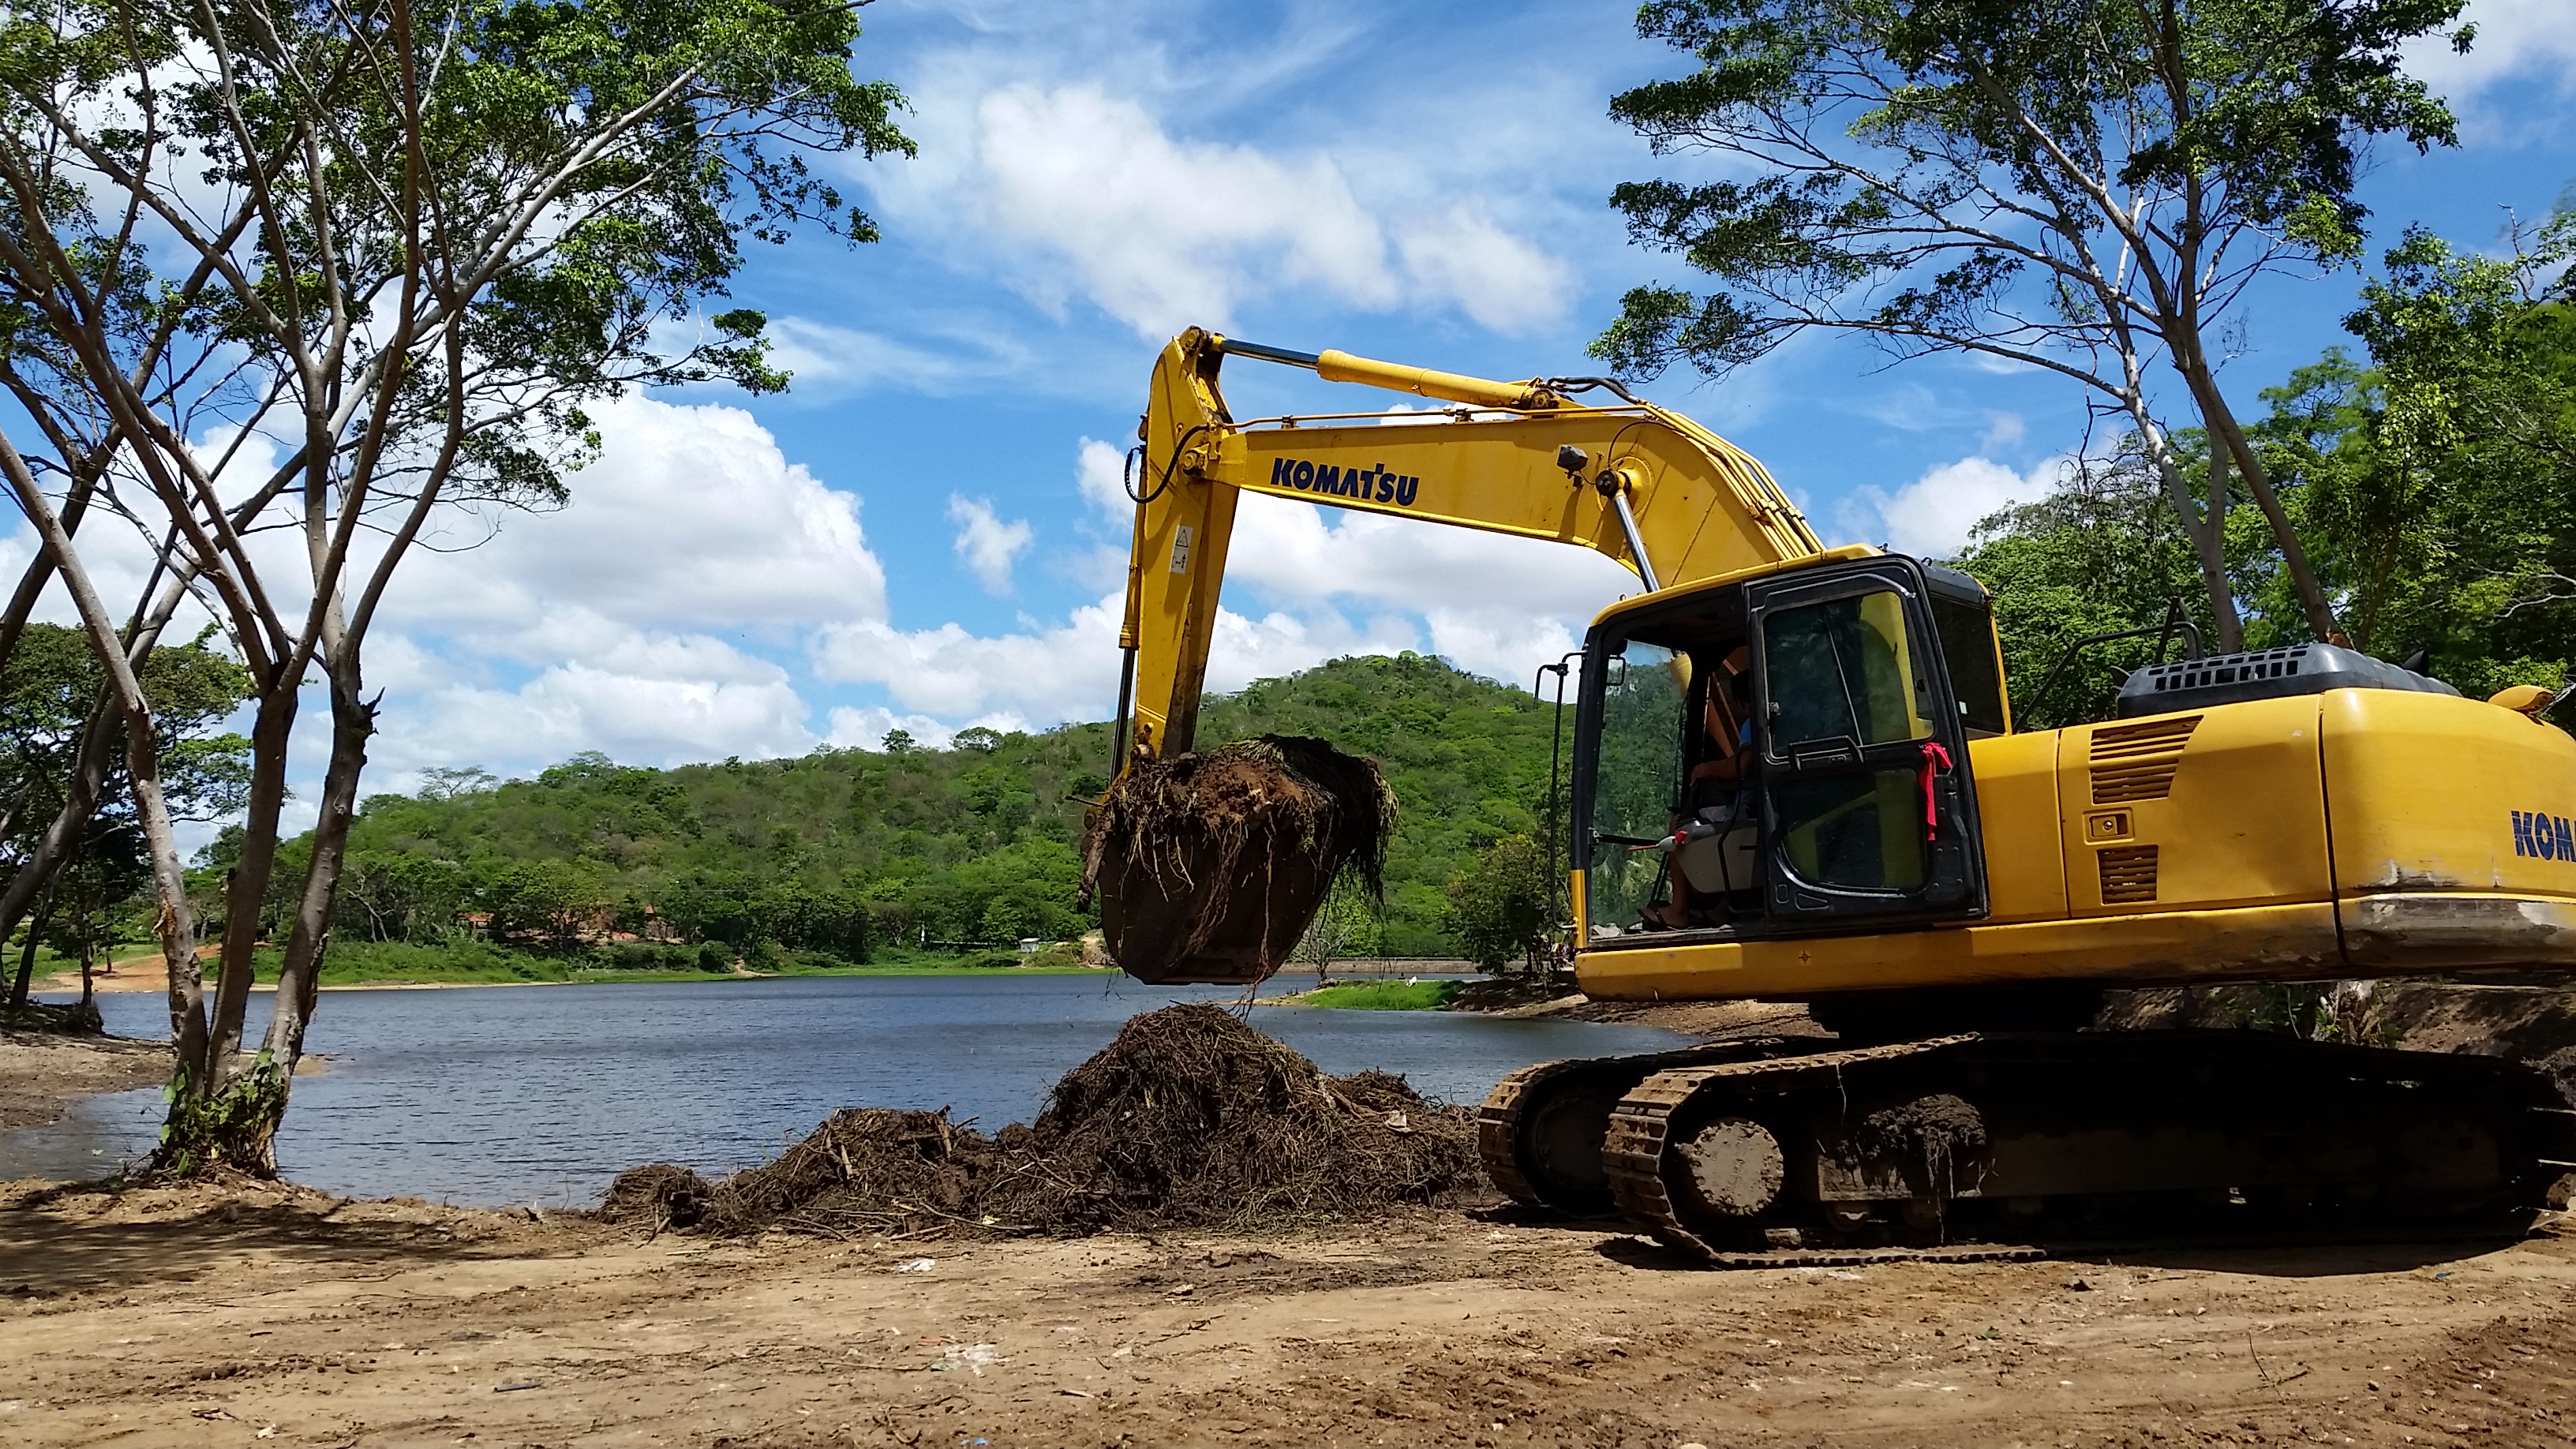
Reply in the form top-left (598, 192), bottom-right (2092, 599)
top-left (211, 653), bottom-right (1564, 966)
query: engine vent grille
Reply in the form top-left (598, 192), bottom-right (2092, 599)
top-left (2099, 846), bottom-right (2160, 904)
top-left (2089, 714), bottom-right (2202, 804)
top-left (2137, 646), bottom-right (2308, 695)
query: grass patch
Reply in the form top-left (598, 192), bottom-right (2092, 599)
top-left (1296, 979), bottom-right (1464, 1011)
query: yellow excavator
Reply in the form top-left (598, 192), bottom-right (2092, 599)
top-left (1101, 326), bottom-right (2576, 1264)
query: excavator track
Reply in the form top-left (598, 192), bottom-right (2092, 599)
top-left (1478, 1039), bottom-right (1809, 1214)
top-left (1492, 1031), bottom-right (2576, 1267)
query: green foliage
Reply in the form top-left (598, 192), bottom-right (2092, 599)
top-left (1297, 980), bottom-right (1463, 1011)
top-left (301, 653), bottom-right (1560, 961)
top-left (156, 1054), bottom-right (286, 1178)
top-left (1596, 0), bottom-right (2468, 383)
top-left (2, 623), bottom-right (254, 851)
top-left (5, 624), bottom-right (254, 1003)
top-left (1441, 833), bottom-right (1556, 973)
top-left (2252, 222), bottom-right (2576, 696)
top-left (1953, 214), bottom-right (2576, 715)
top-left (1949, 447), bottom-right (2218, 728)
top-left (1196, 654), bottom-right (1564, 954)
top-left (1294, 884), bottom-right (1380, 979)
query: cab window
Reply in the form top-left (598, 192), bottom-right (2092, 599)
top-left (1762, 589), bottom-right (1933, 752)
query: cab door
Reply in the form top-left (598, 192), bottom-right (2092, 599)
top-left (1744, 556), bottom-right (1989, 929)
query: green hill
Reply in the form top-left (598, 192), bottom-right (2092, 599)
top-left (256, 653), bottom-right (1562, 964)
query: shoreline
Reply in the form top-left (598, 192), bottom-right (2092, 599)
top-left (33, 964), bottom-right (1123, 996)
top-left (39, 957), bottom-right (1484, 998)
top-left (0, 1031), bottom-right (170, 1133)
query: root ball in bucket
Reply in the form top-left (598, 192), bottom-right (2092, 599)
top-left (1080, 736), bottom-right (1395, 985)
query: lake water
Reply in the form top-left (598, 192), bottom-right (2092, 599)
top-left (0, 975), bottom-right (1686, 1208)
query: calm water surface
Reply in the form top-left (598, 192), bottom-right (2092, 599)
top-left (1, 975), bottom-right (1685, 1207)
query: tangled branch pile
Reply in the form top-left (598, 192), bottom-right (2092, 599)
top-left (601, 1005), bottom-right (1476, 1238)
top-left (1080, 736), bottom-right (1396, 984)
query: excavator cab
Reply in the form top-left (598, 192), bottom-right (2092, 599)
top-left (1574, 556), bottom-right (2000, 946)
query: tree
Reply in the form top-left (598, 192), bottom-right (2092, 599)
top-left (1293, 884), bottom-right (1372, 987)
top-left (2253, 219), bottom-right (2576, 694)
top-left (1442, 833), bottom-right (1556, 975)
top-left (0, 0), bottom-right (910, 1170)
top-left (1949, 441), bottom-right (2215, 727)
top-left (1594, 0), bottom-right (2475, 648)
top-left (2, 623), bottom-right (251, 1012)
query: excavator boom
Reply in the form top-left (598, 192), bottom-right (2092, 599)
top-left (1112, 329), bottom-right (1822, 766)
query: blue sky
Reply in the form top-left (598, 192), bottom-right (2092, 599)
top-left (11, 0), bottom-right (2576, 803)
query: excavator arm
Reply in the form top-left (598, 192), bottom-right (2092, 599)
top-left (1110, 328), bottom-right (1827, 769)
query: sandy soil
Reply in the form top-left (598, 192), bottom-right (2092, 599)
top-left (0, 1033), bottom-right (169, 1132)
top-left (1, 1179), bottom-right (2571, 1449)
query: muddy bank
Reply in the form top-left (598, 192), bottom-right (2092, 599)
top-left (2, 1174), bottom-right (2573, 1448)
top-left (0, 1032), bottom-right (169, 1132)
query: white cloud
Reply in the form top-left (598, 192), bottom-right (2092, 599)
top-left (871, 80), bottom-right (1574, 339)
top-left (1220, 492), bottom-right (1638, 683)
top-left (1836, 455), bottom-right (2065, 560)
top-left (809, 594), bottom-right (1123, 721)
top-left (388, 392), bottom-right (886, 651)
top-left (759, 316), bottom-right (1032, 397)
top-left (382, 652), bottom-right (818, 773)
top-left (948, 495), bottom-right (1035, 594)
top-left (973, 83), bottom-right (1395, 335)
top-left (807, 586), bottom-right (1424, 730)
top-left (806, 440), bottom-right (1647, 734)
top-left (1075, 436), bottom-right (1131, 515)
top-left (1393, 204), bottom-right (1576, 333)
top-left (826, 705), bottom-right (972, 754)
top-left (351, 394), bottom-right (900, 776)
top-left (2403, 0), bottom-right (2576, 98)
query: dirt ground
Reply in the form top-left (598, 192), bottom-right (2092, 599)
top-left (0, 1032), bottom-right (169, 1131)
top-left (2, 1178), bottom-right (2572, 1449)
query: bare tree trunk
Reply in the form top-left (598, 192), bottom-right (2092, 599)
top-left (8, 880), bottom-right (55, 1013)
top-left (2177, 355), bottom-right (2339, 643)
top-left (0, 470), bottom-right (94, 668)
top-left (0, 544), bottom-right (218, 955)
top-left (2203, 435), bottom-right (2241, 652)
top-left (233, 657), bottom-right (373, 1169)
top-left (0, 433), bottom-right (204, 1091)
top-left (2121, 388), bottom-right (2246, 653)
top-left (206, 684), bottom-right (301, 1086)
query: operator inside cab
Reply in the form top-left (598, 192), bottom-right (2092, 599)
top-left (1583, 560), bottom-right (2004, 943)
top-left (1643, 646), bottom-right (1759, 930)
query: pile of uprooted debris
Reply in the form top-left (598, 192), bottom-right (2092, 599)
top-left (599, 1003), bottom-right (1478, 1238)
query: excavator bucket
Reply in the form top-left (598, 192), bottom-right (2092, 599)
top-left (1080, 736), bottom-right (1393, 986)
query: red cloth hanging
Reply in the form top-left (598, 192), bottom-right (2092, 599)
top-left (1918, 739), bottom-right (1953, 838)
